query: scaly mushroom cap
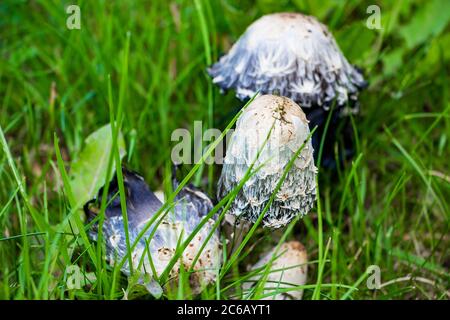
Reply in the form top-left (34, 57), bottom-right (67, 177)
top-left (243, 241), bottom-right (308, 300)
top-left (208, 12), bottom-right (366, 110)
top-left (218, 95), bottom-right (317, 228)
top-left (85, 168), bottom-right (221, 294)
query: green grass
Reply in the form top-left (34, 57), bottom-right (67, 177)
top-left (0, 0), bottom-right (449, 300)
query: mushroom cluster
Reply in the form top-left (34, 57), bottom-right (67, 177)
top-left (85, 168), bottom-right (221, 294)
top-left (218, 95), bottom-right (317, 228)
top-left (82, 10), bottom-right (368, 300)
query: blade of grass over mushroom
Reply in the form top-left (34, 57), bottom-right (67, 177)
top-left (108, 200), bottom-right (176, 296)
top-left (177, 119), bottom-right (280, 287)
top-left (184, 156), bottom-right (270, 287)
top-left (135, 202), bottom-right (175, 281)
top-left (246, 217), bottom-right (299, 299)
top-left (158, 179), bottom-right (254, 288)
top-left (221, 258), bottom-right (321, 295)
top-left (187, 119), bottom-right (277, 276)
top-left (143, 238), bottom-right (158, 284)
top-left (221, 126), bottom-right (318, 279)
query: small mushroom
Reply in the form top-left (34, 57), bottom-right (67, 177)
top-left (243, 241), bottom-right (308, 300)
top-left (85, 167), bottom-right (221, 295)
top-left (208, 12), bottom-right (366, 111)
top-left (218, 95), bottom-right (317, 228)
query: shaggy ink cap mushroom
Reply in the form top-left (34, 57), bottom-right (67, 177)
top-left (208, 12), bottom-right (366, 111)
top-left (218, 95), bottom-right (317, 228)
top-left (84, 167), bottom-right (221, 294)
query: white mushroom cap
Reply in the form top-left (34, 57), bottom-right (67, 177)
top-left (218, 95), bottom-right (317, 228)
top-left (208, 12), bottom-right (366, 110)
top-left (243, 241), bottom-right (308, 300)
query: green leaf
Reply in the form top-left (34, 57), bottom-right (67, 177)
top-left (69, 124), bottom-right (126, 213)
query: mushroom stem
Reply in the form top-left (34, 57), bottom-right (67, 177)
top-left (243, 241), bottom-right (308, 300)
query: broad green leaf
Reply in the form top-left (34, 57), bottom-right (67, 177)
top-left (69, 123), bottom-right (126, 214)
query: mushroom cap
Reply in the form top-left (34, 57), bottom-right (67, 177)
top-left (85, 168), bottom-right (221, 294)
top-left (218, 95), bottom-right (317, 228)
top-left (208, 12), bottom-right (366, 110)
top-left (243, 241), bottom-right (308, 300)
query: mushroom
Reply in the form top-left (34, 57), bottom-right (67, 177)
top-left (84, 167), bottom-right (221, 295)
top-left (243, 241), bottom-right (308, 300)
top-left (208, 12), bottom-right (366, 111)
top-left (218, 95), bottom-right (317, 228)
